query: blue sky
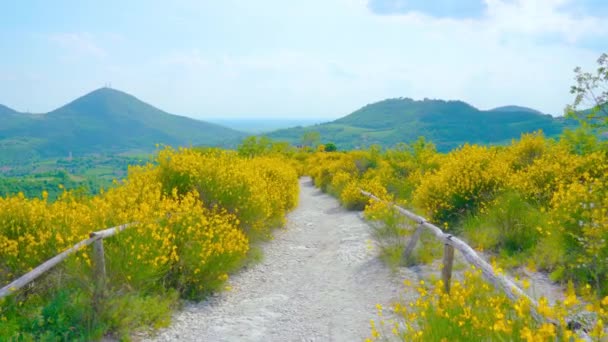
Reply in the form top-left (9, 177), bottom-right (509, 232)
top-left (0, 0), bottom-right (607, 119)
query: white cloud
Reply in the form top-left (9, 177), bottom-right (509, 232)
top-left (484, 0), bottom-right (608, 43)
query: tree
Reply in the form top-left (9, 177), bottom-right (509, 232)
top-left (324, 143), bottom-right (337, 152)
top-left (563, 52), bottom-right (608, 154)
top-left (567, 52), bottom-right (608, 128)
top-left (237, 136), bottom-right (293, 157)
top-left (301, 131), bottom-right (321, 148)
top-left (237, 136), bottom-right (272, 157)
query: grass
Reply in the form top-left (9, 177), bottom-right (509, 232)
top-left (462, 191), bottom-right (545, 266)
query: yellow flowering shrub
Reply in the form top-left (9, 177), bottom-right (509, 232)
top-left (368, 268), bottom-right (608, 342)
top-left (0, 147), bottom-right (299, 340)
top-left (508, 144), bottom-right (582, 205)
top-left (93, 169), bottom-right (250, 298)
top-left (545, 172), bottom-right (608, 294)
top-left (340, 177), bottom-right (389, 210)
top-left (306, 148), bottom-right (395, 210)
top-left (304, 135), bottom-right (608, 294)
top-left (307, 152), bottom-right (358, 193)
top-left (0, 192), bottom-right (95, 283)
top-left (413, 144), bottom-right (509, 227)
top-left (506, 132), bottom-right (549, 171)
top-left (301, 134), bottom-right (608, 339)
top-left (156, 147), bottom-right (298, 234)
top-left (383, 139), bottom-right (441, 197)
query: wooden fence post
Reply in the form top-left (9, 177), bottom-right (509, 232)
top-left (91, 234), bottom-right (107, 313)
top-left (402, 224), bottom-right (423, 264)
top-left (0, 223), bottom-right (133, 301)
top-left (442, 243), bottom-right (455, 293)
top-left (359, 190), bottom-right (592, 327)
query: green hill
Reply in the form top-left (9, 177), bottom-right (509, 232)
top-left (0, 88), bottom-right (246, 163)
top-left (489, 105), bottom-right (544, 115)
top-left (268, 98), bottom-right (576, 151)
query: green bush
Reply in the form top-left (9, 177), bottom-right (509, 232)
top-left (463, 191), bottom-right (544, 257)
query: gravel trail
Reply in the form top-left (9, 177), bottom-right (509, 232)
top-left (148, 177), bottom-right (403, 342)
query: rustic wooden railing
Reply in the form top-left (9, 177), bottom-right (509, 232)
top-left (360, 190), bottom-right (548, 322)
top-left (0, 222), bottom-right (135, 309)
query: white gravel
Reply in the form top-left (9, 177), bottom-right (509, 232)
top-left (146, 177), bottom-right (405, 342)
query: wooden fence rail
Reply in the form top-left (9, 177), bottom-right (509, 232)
top-left (0, 223), bottom-right (134, 301)
top-left (360, 190), bottom-right (547, 323)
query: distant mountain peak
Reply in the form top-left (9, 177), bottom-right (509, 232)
top-left (47, 87), bottom-right (160, 119)
top-left (0, 104), bottom-right (19, 116)
top-left (86, 86), bottom-right (134, 98)
top-left (0, 87), bottom-right (245, 161)
top-left (71, 86), bottom-right (140, 103)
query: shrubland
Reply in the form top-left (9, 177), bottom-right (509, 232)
top-left (305, 130), bottom-right (608, 340)
top-left (0, 146), bottom-right (299, 340)
top-left (367, 268), bottom-right (608, 341)
top-left (3, 129), bottom-right (608, 341)
top-left (306, 132), bottom-right (608, 293)
top-left (5, 128), bottom-right (605, 340)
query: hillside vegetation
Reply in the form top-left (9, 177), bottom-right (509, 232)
top-left (0, 147), bottom-right (299, 340)
top-left (0, 154), bottom-right (148, 201)
top-left (0, 88), bottom-right (245, 163)
top-left (303, 131), bottom-right (608, 341)
top-left (306, 132), bottom-right (608, 289)
top-left (3, 131), bottom-right (608, 340)
top-left (268, 98), bottom-right (575, 151)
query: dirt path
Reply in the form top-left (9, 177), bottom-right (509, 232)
top-left (147, 177), bottom-right (403, 342)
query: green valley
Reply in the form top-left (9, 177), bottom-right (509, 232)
top-left (0, 154), bottom-right (149, 200)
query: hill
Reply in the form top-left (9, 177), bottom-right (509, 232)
top-left (489, 105), bottom-right (545, 115)
top-left (0, 104), bottom-right (20, 116)
top-left (0, 88), bottom-right (245, 163)
top-left (267, 98), bottom-right (576, 151)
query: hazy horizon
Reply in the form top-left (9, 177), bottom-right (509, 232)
top-left (1, 1), bottom-right (607, 119)
top-left (2, 85), bottom-right (566, 120)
